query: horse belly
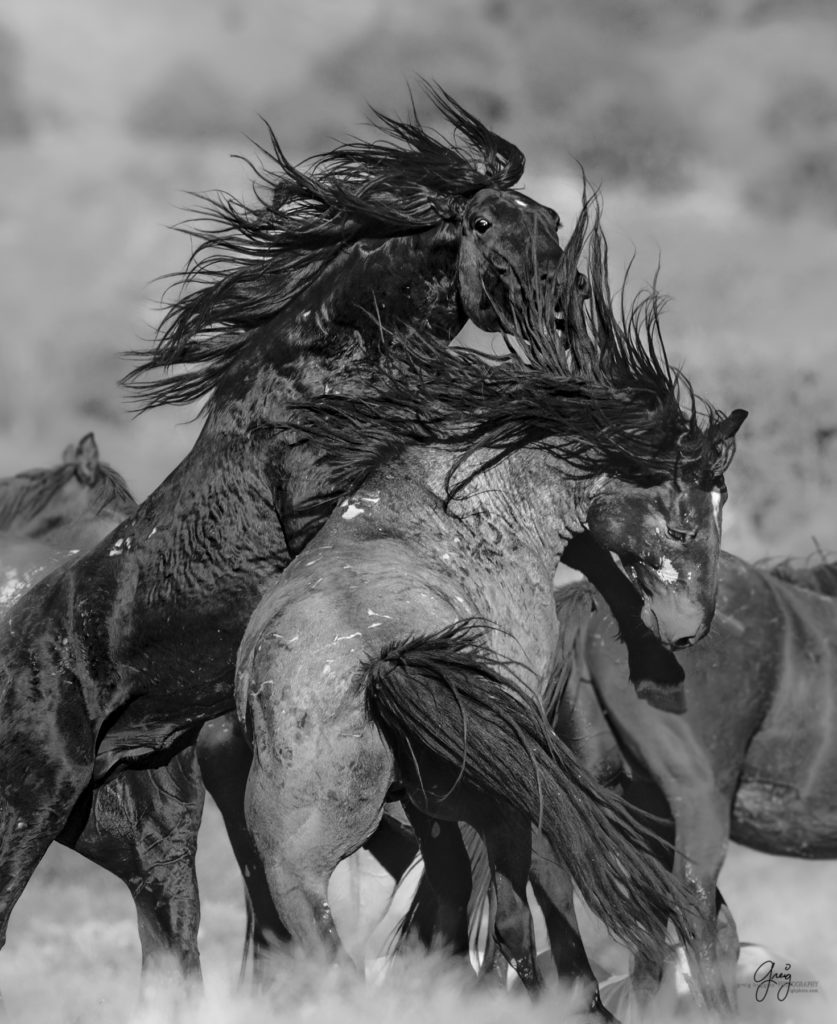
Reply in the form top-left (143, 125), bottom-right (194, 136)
top-left (732, 597), bottom-right (837, 857)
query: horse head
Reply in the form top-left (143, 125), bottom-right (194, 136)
top-left (585, 408), bottom-right (748, 649)
top-left (455, 188), bottom-right (588, 332)
top-left (0, 433), bottom-right (137, 550)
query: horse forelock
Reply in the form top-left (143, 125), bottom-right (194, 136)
top-left (121, 84), bottom-right (524, 413)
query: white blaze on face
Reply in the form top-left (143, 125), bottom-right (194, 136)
top-left (341, 503), bottom-right (364, 520)
top-left (711, 488), bottom-right (723, 531)
top-left (655, 556), bottom-right (679, 585)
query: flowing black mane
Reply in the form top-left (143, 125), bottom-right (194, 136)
top-left (291, 197), bottom-right (738, 498)
top-left (122, 84), bottom-right (525, 412)
top-left (0, 461), bottom-right (137, 532)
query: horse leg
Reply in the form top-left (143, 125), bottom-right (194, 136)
top-left (196, 714), bottom-right (291, 982)
top-left (666, 790), bottom-right (736, 1017)
top-left (363, 806), bottom-right (419, 882)
top-left (598, 686), bottom-right (736, 1017)
top-left (244, 708), bottom-right (394, 965)
top-left (198, 717), bottom-right (420, 980)
top-left (529, 831), bottom-right (617, 1022)
top-left (481, 811), bottom-right (542, 994)
top-left (60, 745), bottom-right (205, 985)
top-left (0, 704), bottom-right (95, 962)
top-left (399, 808), bottom-right (472, 954)
top-left (714, 890), bottom-right (740, 1004)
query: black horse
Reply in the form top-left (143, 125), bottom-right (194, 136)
top-left (0, 87), bottom-right (578, 978)
top-left (233, 221), bottom-right (745, 1002)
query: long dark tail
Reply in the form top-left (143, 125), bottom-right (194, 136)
top-left (365, 620), bottom-right (695, 967)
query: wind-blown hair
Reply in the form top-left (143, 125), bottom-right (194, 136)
top-left (290, 195), bottom-right (739, 498)
top-left (122, 83), bottom-right (525, 411)
top-left (0, 460), bottom-right (136, 533)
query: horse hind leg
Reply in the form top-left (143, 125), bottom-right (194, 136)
top-left (243, 703), bottom-right (394, 966)
top-left (61, 745), bottom-right (205, 986)
top-left (398, 807), bottom-right (472, 955)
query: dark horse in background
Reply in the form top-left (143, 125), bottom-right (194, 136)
top-left (0, 433), bottom-right (133, 548)
top-left (0, 87), bottom-right (582, 980)
top-left (0, 433), bottom-right (137, 605)
top-left (0, 439), bottom-right (208, 976)
top-left (234, 223), bottom-right (745, 1014)
top-left (528, 546), bottom-right (837, 1019)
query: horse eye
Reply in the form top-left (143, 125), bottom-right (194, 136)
top-left (472, 217), bottom-right (491, 235)
top-left (667, 527), bottom-right (693, 543)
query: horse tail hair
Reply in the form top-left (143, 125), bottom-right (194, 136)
top-left (364, 619), bottom-right (695, 967)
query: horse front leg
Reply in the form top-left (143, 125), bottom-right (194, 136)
top-left (63, 743), bottom-right (205, 986)
top-left (596, 679), bottom-right (737, 1018)
top-left (0, 690), bottom-right (95, 975)
top-left (668, 786), bottom-right (737, 1018)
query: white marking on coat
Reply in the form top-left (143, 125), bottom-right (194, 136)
top-left (334, 632), bottom-right (362, 643)
top-left (656, 557), bottom-right (679, 584)
top-left (441, 552), bottom-right (451, 562)
top-left (250, 678), bottom-right (275, 700)
top-left (147, 527), bottom-right (158, 539)
top-left (359, 494), bottom-right (380, 503)
top-left (342, 503), bottom-right (364, 520)
top-left (367, 608), bottom-right (392, 618)
top-left (369, 622), bottom-right (382, 628)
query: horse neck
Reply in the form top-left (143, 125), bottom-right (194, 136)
top-left (205, 224), bottom-right (464, 433)
top-left (425, 447), bottom-right (597, 575)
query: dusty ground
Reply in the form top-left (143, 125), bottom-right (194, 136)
top-left (1, 0), bottom-right (836, 1020)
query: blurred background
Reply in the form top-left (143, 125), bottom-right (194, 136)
top-left (1, 0), bottom-right (836, 1019)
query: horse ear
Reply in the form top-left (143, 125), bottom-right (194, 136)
top-left (61, 444), bottom-right (75, 464)
top-left (711, 408), bottom-right (748, 444)
top-left (74, 433), bottom-right (99, 486)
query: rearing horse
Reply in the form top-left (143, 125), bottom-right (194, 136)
top-left (0, 87), bottom-right (577, 977)
top-left (234, 226), bottom-right (746, 992)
